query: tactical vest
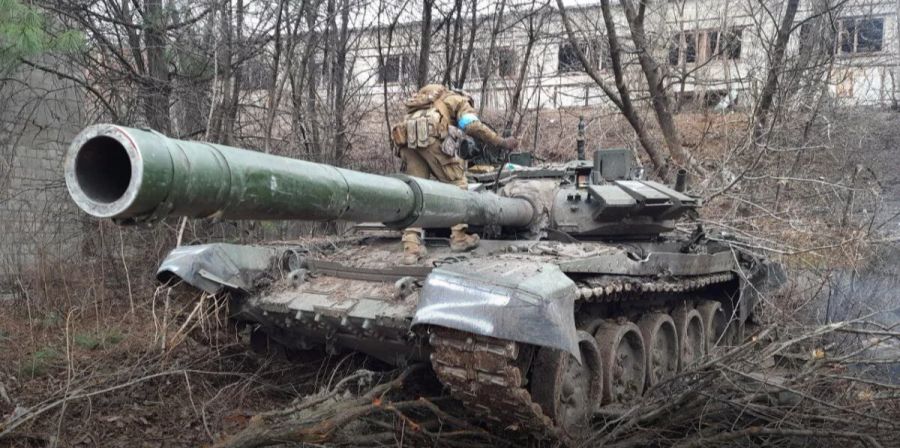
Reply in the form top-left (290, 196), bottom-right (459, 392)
top-left (391, 89), bottom-right (451, 149)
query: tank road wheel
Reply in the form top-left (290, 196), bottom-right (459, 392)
top-left (636, 313), bottom-right (678, 387)
top-left (594, 321), bottom-right (646, 404)
top-left (673, 305), bottom-right (706, 371)
top-left (532, 331), bottom-right (602, 441)
top-left (697, 301), bottom-right (729, 351)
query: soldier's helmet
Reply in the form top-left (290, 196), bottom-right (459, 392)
top-left (405, 84), bottom-right (447, 110)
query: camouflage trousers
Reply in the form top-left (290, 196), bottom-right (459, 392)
top-left (399, 142), bottom-right (467, 188)
top-left (399, 142), bottom-right (468, 242)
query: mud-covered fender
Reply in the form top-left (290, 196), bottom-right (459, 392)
top-left (156, 244), bottom-right (281, 294)
top-left (411, 260), bottom-right (581, 361)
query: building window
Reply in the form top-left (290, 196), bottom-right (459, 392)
top-left (496, 48), bottom-right (517, 78)
top-left (684, 33), bottom-right (697, 63)
top-left (707, 31), bottom-right (719, 61)
top-left (839, 17), bottom-right (883, 54)
top-left (668, 42), bottom-right (680, 65)
top-left (669, 32), bottom-right (695, 65)
top-left (558, 39), bottom-right (602, 74)
top-left (669, 28), bottom-right (741, 65)
top-left (379, 54), bottom-right (414, 83)
top-left (723, 29), bottom-right (742, 59)
top-left (474, 48), bottom-right (518, 78)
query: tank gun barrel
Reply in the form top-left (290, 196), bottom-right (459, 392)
top-left (64, 125), bottom-right (534, 228)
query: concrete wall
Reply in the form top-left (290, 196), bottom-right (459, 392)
top-left (0, 64), bottom-right (86, 287)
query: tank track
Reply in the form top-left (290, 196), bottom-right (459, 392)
top-left (428, 272), bottom-right (735, 441)
top-left (429, 328), bottom-right (558, 438)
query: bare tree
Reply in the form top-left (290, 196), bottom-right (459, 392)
top-left (416, 0), bottom-right (434, 88)
top-left (503, 1), bottom-right (551, 134)
top-left (556, 0), bottom-right (670, 176)
top-left (752, 0), bottom-right (801, 142)
top-left (478, 0), bottom-right (508, 115)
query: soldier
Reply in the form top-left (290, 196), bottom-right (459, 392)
top-left (391, 84), bottom-right (519, 264)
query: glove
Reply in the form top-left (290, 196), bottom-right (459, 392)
top-left (500, 136), bottom-right (519, 151)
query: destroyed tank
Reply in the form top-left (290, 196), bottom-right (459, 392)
top-left (64, 124), bottom-right (784, 442)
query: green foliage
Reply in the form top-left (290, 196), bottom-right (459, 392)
top-left (74, 333), bottom-right (101, 350)
top-left (74, 329), bottom-right (125, 350)
top-left (19, 347), bottom-right (60, 378)
top-left (0, 0), bottom-right (83, 70)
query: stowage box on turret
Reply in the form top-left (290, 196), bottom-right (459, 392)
top-left (65, 124), bottom-right (784, 443)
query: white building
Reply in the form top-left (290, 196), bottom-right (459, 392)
top-left (344, 0), bottom-right (899, 110)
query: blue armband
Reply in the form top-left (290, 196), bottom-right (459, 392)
top-left (457, 113), bottom-right (479, 130)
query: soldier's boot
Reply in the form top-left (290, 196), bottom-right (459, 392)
top-left (401, 229), bottom-right (427, 265)
top-left (450, 224), bottom-right (480, 252)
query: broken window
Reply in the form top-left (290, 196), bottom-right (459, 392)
top-left (839, 17), bottom-right (884, 54)
top-left (472, 48), bottom-right (517, 79)
top-left (669, 28), bottom-right (741, 65)
top-left (558, 39), bottom-right (601, 74)
top-left (379, 54), bottom-right (415, 83)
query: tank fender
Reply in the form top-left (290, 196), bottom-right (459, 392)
top-left (156, 244), bottom-right (282, 294)
top-left (412, 260), bottom-right (581, 362)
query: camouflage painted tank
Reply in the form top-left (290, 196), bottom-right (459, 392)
top-left (64, 124), bottom-right (784, 443)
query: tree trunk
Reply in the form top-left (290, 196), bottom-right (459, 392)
top-left (456, 0), bottom-right (478, 87)
top-left (332, 0), bottom-right (351, 165)
top-left (619, 0), bottom-right (695, 176)
top-left (504, 8), bottom-right (541, 134)
top-left (375, 0), bottom-right (403, 171)
top-left (223, 0), bottom-right (245, 145)
top-left (264, 0), bottom-right (287, 152)
top-left (143, 0), bottom-right (171, 133)
top-left (208, 0), bottom-right (234, 143)
top-left (297, 0), bottom-right (323, 159)
top-left (478, 0), bottom-right (506, 114)
top-left (443, 0), bottom-right (463, 85)
top-left (416, 0), bottom-right (433, 88)
top-left (752, 0), bottom-right (800, 142)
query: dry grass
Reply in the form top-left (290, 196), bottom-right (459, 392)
top-left (0, 284), bottom-right (401, 447)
